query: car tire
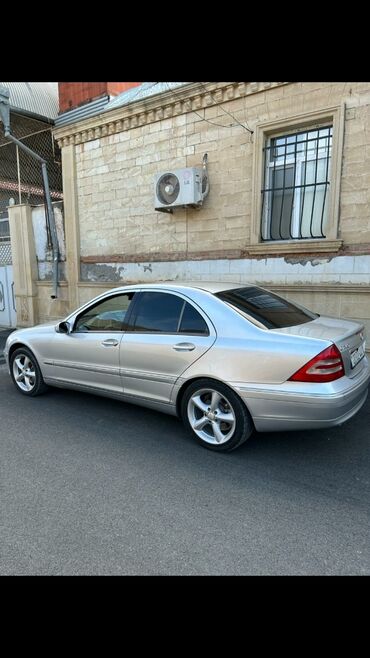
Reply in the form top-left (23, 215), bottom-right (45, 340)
top-left (181, 378), bottom-right (254, 452)
top-left (10, 347), bottom-right (49, 397)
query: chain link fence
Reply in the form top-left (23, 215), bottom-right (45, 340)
top-left (0, 111), bottom-right (63, 220)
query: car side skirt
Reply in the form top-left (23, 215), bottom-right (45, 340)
top-left (43, 377), bottom-right (178, 416)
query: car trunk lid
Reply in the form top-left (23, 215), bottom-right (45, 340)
top-left (270, 316), bottom-right (367, 378)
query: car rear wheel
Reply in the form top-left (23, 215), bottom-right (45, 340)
top-left (181, 378), bottom-right (254, 451)
top-left (10, 347), bottom-right (48, 397)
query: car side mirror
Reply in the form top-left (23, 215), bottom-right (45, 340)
top-left (56, 321), bottom-right (72, 334)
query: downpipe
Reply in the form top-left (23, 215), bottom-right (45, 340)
top-left (41, 162), bottom-right (59, 299)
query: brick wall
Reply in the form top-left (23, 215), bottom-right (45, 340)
top-left (58, 82), bottom-right (140, 113)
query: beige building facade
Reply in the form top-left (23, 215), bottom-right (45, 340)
top-left (19, 82), bottom-right (370, 341)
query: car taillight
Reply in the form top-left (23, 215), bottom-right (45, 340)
top-left (289, 344), bottom-right (344, 383)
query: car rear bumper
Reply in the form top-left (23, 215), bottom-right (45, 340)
top-left (232, 360), bottom-right (370, 432)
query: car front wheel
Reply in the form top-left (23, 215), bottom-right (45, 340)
top-left (10, 347), bottom-right (48, 397)
top-left (181, 378), bottom-right (254, 451)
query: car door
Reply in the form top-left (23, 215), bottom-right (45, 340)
top-left (120, 290), bottom-right (216, 404)
top-left (49, 292), bottom-right (136, 394)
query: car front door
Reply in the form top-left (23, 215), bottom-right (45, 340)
top-left (120, 290), bottom-right (216, 405)
top-left (48, 292), bottom-right (136, 395)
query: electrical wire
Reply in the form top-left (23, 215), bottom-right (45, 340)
top-left (198, 81), bottom-right (254, 134)
top-left (165, 82), bottom-right (236, 128)
top-left (164, 82), bottom-right (253, 133)
top-left (162, 82), bottom-right (233, 128)
top-left (111, 81), bottom-right (252, 132)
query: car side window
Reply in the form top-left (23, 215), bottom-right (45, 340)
top-left (132, 292), bottom-right (210, 335)
top-left (74, 293), bottom-right (135, 332)
top-left (133, 292), bottom-right (184, 333)
top-left (179, 302), bottom-right (209, 335)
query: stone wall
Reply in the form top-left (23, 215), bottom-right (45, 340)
top-left (52, 81), bottom-right (370, 344)
top-left (68, 82), bottom-right (370, 264)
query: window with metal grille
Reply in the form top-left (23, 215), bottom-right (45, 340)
top-left (261, 125), bottom-right (333, 241)
top-left (0, 218), bottom-right (10, 242)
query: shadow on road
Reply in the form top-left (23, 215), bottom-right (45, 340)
top-left (0, 328), bottom-right (16, 362)
top-left (11, 380), bottom-right (368, 506)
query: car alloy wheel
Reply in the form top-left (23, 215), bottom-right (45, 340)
top-left (188, 388), bottom-right (236, 446)
top-left (13, 353), bottom-right (36, 392)
top-left (181, 378), bottom-right (254, 451)
top-left (10, 347), bottom-right (48, 397)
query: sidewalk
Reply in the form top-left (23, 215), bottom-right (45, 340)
top-left (0, 328), bottom-right (16, 363)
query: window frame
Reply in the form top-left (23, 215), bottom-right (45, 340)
top-left (250, 105), bottom-right (345, 255)
top-left (73, 292), bottom-right (137, 333)
top-left (129, 290), bottom-right (211, 336)
top-left (262, 126), bottom-right (333, 241)
top-left (0, 218), bottom-right (10, 242)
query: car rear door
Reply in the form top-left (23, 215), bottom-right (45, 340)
top-left (120, 290), bottom-right (216, 404)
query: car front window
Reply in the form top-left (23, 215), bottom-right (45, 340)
top-left (74, 293), bottom-right (135, 332)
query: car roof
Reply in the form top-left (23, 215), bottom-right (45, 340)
top-left (110, 281), bottom-right (247, 294)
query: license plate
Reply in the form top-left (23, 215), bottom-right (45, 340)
top-left (350, 342), bottom-right (365, 368)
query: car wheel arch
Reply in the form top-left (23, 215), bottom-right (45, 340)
top-left (8, 341), bottom-right (32, 361)
top-left (175, 375), bottom-right (253, 420)
top-left (8, 342), bottom-right (44, 369)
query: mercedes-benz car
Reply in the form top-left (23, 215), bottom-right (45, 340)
top-left (4, 282), bottom-right (370, 451)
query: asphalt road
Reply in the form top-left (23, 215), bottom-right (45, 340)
top-left (1, 362), bottom-right (369, 575)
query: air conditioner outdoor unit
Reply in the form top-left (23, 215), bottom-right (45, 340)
top-left (154, 162), bottom-right (209, 212)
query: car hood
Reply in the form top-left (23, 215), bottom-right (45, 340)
top-left (7, 320), bottom-right (62, 340)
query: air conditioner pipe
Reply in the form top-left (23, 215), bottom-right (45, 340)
top-left (202, 153), bottom-right (210, 199)
top-left (4, 130), bottom-right (59, 299)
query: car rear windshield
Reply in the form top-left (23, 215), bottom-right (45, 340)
top-left (215, 287), bottom-right (318, 329)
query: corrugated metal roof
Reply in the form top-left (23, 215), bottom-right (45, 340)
top-left (54, 95), bottom-right (110, 127)
top-left (104, 82), bottom-right (188, 111)
top-left (0, 82), bottom-right (59, 120)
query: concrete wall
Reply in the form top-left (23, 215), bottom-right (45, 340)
top-left (7, 203), bottom-right (69, 325)
top-left (31, 202), bottom-right (66, 281)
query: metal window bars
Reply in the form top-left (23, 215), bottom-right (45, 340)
top-left (261, 126), bottom-right (333, 241)
top-left (0, 217), bottom-right (10, 241)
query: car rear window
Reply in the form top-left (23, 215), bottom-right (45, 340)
top-left (215, 287), bottom-right (318, 329)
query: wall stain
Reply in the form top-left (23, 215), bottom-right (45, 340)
top-left (81, 263), bottom-right (125, 282)
top-left (284, 257), bottom-right (333, 267)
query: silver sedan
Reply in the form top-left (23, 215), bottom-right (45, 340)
top-left (4, 282), bottom-right (370, 451)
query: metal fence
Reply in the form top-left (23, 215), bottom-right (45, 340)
top-left (0, 111), bottom-right (63, 219)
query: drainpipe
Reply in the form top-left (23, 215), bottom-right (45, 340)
top-left (0, 85), bottom-right (59, 298)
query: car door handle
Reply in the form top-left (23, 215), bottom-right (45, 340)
top-left (173, 342), bottom-right (196, 351)
top-left (101, 339), bottom-right (119, 347)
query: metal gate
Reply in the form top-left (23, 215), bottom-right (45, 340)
top-left (0, 217), bottom-right (17, 327)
